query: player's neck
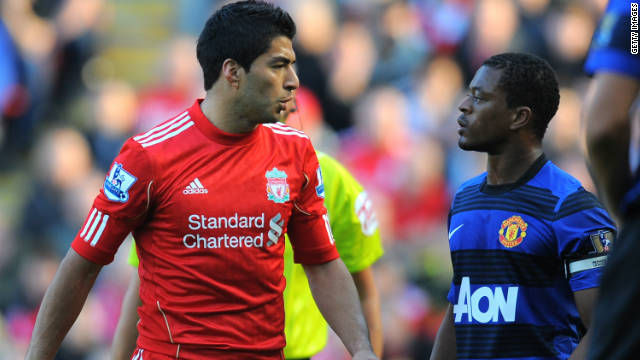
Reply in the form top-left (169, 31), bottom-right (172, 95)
top-left (200, 92), bottom-right (257, 134)
top-left (485, 146), bottom-right (543, 185)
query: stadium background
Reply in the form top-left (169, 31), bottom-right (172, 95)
top-left (0, 0), bottom-right (613, 358)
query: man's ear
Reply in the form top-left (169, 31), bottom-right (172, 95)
top-left (221, 59), bottom-right (243, 89)
top-left (510, 106), bottom-right (532, 131)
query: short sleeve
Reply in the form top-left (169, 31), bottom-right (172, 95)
top-left (318, 153), bottom-right (383, 273)
top-left (584, 0), bottom-right (640, 78)
top-left (553, 188), bottom-right (617, 292)
top-left (287, 143), bottom-right (339, 265)
top-left (71, 139), bottom-right (153, 265)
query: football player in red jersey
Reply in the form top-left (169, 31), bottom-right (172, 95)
top-left (25, 1), bottom-right (377, 359)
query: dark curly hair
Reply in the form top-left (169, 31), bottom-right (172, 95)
top-left (196, 0), bottom-right (296, 90)
top-left (482, 53), bottom-right (560, 140)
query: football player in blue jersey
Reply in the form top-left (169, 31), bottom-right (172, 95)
top-left (583, 0), bottom-right (640, 358)
top-left (430, 52), bottom-right (616, 360)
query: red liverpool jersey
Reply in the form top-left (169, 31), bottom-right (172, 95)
top-left (71, 100), bottom-right (339, 358)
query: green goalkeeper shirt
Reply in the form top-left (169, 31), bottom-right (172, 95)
top-left (127, 151), bottom-right (383, 358)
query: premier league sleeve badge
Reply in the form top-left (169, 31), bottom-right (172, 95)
top-left (590, 230), bottom-right (613, 253)
top-left (104, 163), bottom-right (137, 203)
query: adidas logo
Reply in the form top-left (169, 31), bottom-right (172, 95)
top-left (183, 178), bottom-right (209, 194)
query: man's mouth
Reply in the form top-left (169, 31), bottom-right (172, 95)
top-left (457, 115), bottom-right (467, 134)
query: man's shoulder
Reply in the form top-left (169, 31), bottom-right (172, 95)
top-left (536, 162), bottom-right (608, 217)
top-left (130, 109), bottom-right (199, 153)
top-left (531, 161), bottom-right (583, 199)
top-left (260, 123), bottom-right (310, 145)
top-left (455, 172), bottom-right (487, 195)
top-left (584, 0), bottom-right (640, 77)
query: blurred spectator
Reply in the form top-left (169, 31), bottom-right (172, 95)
top-left (135, 36), bottom-right (204, 133)
top-left (414, 0), bottom-right (472, 54)
top-left (408, 55), bottom-right (464, 135)
top-left (18, 127), bottom-right (101, 256)
top-left (0, 18), bottom-right (31, 160)
top-left (457, 0), bottom-right (520, 76)
top-left (370, 1), bottom-right (429, 87)
top-left (89, 81), bottom-right (138, 171)
top-left (546, 3), bottom-right (596, 80)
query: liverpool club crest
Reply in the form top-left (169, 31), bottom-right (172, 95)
top-left (266, 167), bottom-right (290, 203)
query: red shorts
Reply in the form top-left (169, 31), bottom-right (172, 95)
top-left (130, 347), bottom-right (285, 360)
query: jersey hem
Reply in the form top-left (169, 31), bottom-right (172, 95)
top-left (71, 240), bottom-right (113, 265)
top-left (138, 334), bottom-right (285, 358)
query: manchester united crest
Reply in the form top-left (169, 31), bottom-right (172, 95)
top-left (499, 215), bottom-right (528, 248)
top-left (266, 167), bottom-right (290, 203)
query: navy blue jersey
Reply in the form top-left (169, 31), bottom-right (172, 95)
top-left (447, 155), bottom-right (616, 359)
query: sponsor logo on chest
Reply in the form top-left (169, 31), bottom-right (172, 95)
top-left (454, 276), bottom-right (519, 323)
top-left (182, 213), bottom-right (284, 250)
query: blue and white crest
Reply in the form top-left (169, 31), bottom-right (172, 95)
top-left (104, 163), bottom-right (137, 202)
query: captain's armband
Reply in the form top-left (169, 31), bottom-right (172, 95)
top-left (563, 229), bottom-right (614, 279)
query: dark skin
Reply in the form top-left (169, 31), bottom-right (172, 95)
top-left (456, 65), bottom-right (542, 184)
top-left (584, 72), bottom-right (639, 222)
top-left (430, 65), bottom-right (598, 360)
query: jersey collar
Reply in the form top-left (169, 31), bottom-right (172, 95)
top-left (480, 154), bottom-right (548, 195)
top-left (188, 99), bottom-right (260, 146)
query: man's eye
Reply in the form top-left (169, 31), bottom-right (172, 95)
top-left (466, 93), bottom-right (482, 103)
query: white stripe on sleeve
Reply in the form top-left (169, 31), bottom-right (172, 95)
top-left (268, 129), bottom-right (309, 138)
top-left (84, 211), bottom-right (102, 241)
top-left (90, 214), bottom-right (109, 246)
top-left (137, 116), bottom-right (192, 145)
top-left (140, 122), bottom-right (194, 148)
top-left (134, 111), bottom-right (189, 141)
top-left (80, 208), bottom-right (98, 238)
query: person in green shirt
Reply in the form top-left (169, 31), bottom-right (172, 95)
top-left (112, 90), bottom-right (384, 360)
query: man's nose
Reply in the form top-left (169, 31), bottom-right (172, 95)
top-left (284, 65), bottom-right (299, 92)
top-left (458, 96), bottom-right (471, 114)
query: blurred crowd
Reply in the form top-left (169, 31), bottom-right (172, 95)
top-left (0, 0), bottom-right (609, 359)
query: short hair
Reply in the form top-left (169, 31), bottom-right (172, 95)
top-left (482, 53), bottom-right (560, 140)
top-left (196, 0), bottom-right (296, 90)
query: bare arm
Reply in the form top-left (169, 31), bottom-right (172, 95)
top-left (303, 258), bottom-right (378, 360)
top-left (584, 72), bottom-right (640, 219)
top-left (112, 273), bottom-right (141, 360)
top-left (25, 248), bottom-right (102, 360)
top-left (568, 287), bottom-right (599, 360)
top-left (351, 267), bottom-right (383, 357)
top-left (430, 303), bottom-right (456, 360)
